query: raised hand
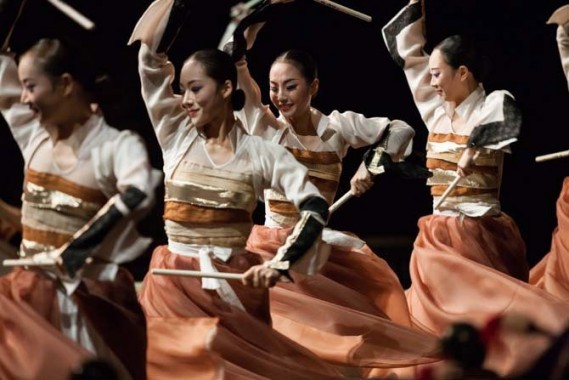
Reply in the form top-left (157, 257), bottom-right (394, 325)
top-left (349, 161), bottom-right (374, 197)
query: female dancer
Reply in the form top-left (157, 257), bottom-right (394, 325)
top-left (129, 1), bottom-right (356, 378)
top-left (529, 9), bottom-right (569, 300)
top-left (221, 1), bottom-right (442, 377)
top-left (382, 0), bottom-right (569, 376)
top-left (0, 36), bottom-right (159, 379)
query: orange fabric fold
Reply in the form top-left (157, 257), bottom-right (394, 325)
top-left (530, 177), bottom-right (569, 300)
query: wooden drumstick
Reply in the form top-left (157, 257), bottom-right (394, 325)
top-left (152, 268), bottom-right (245, 280)
top-left (434, 175), bottom-right (461, 210)
top-left (3, 257), bottom-right (56, 267)
top-left (435, 151), bottom-right (481, 210)
top-left (311, 0), bottom-right (372, 22)
top-left (47, 0), bottom-right (95, 30)
top-left (328, 190), bottom-right (354, 215)
top-left (535, 149), bottom-right (569, 163)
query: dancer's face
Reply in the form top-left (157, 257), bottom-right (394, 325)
top-left (180, 58), bottom-right (229, 128)
top-left (429, 49), bottom-right (465, 103)
top-left (18, 53), bottom-right (65, 125)
top-left (269, 61), bottom-right (318, 121)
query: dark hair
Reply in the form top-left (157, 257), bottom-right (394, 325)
top-left (70, 359), bottom-right (119, 380)
top-left (433, 35), bottom-right (490, 83)
top-left (19, 38), bottom-right (133, 127)
top-left (273, 49), bottom-right (318, 84)
top-left (21, 38), bottom-right (99, 101)
top-left (187, 48), bottom-right (245, 111)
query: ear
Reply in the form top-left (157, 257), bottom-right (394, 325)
top-left (310, 78), bottom-right (319, 97)
top-left (458, 65), bottom-right (470, 81)
top-left (59, 73), bottom-right (74, 97)
top-left (221, 79), bottom-right (233, 100)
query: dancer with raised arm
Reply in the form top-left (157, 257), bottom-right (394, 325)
top-left (382, 0), bottom-right (569, 376)
top-left (0, 2), bottom-right (161, 378)
top-left (127, 1), bottom-right (367, 378)
top-left (219, 1), bottom-right (443, 377)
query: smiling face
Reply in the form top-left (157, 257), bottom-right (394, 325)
top-left (179, 58), bottom-right (229, 128)
top-left (268, 61), bottom-right (318, 121)
top-left (18, 53), bottom-right (65, 125)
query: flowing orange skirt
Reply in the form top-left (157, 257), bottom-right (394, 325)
top-left (246, 225), bottom-right (441, 377)
top-left (139, 245), bottom-right (346, 380)
top-left (0, 266), bottom-right (146, 380)
top-left (407, 212), bottom-right (569, 376)
top-left (530, 177), bottom-right (569, 299)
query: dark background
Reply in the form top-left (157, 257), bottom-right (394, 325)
top-left (1, 0), bottom-right (567, 286)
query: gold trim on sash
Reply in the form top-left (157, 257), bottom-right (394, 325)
top-left (23, 182), bottom-right (104, 219)
top-left (165, 180), bottom-right (255, 211)
top-left (426, 158), bottom-right (499, 176)
top-left (428, 169), bottom-right (499, 190)
top-left (165, 220), bottom-right (250, 248)
top-left (22, 204), bottom-right (87, 235)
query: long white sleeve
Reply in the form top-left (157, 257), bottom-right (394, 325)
top-left (382, 1), bottom-right (442, 129)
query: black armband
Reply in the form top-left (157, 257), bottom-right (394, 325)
top-left (467, 95), bottom-right (521, 148)
top-left (229, 0), bottom-right (290, 61)
top-left (382, 1), bottom-right (423, 68)
top-left (363, 126), bottom-right (431, 180)
top-left (156, 0), bottom-right (192, 54)
top-left (60, 186), bottom-right (147, 278)
top-left (265, 196), bottom-right (328, 276)
top-left (364, 146), bottom-right (431, 180)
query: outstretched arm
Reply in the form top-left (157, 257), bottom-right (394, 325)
top-left (349, 119), bottom-right (416, 196)
top-left (60, 131), bottom-right (159, 277)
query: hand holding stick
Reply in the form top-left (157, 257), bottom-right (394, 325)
top-left (434, 175), bottom-right (461, 210)
top-left (434, 150), bottom-right (481, 210)
top-left (328, 190), bottom-right (353, 215)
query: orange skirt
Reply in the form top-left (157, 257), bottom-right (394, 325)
top-left (407, 213), bottom-right (569, 376)
top-left (0, 266), bottom-right (146, 380)
top-left (247, 225), bottom-right (441, 377)
top-left (530, 177), bottom-right (569, 299)
top-left (139, 245), bottom-right (346, 380)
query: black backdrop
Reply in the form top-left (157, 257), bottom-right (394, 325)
top-left (0, 0), bottom-right (567, 284)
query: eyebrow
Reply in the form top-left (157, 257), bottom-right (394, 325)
top-left (269, 78), bottom-right (298, 85)
top-left (180, 79), bottom-right (200, 87)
